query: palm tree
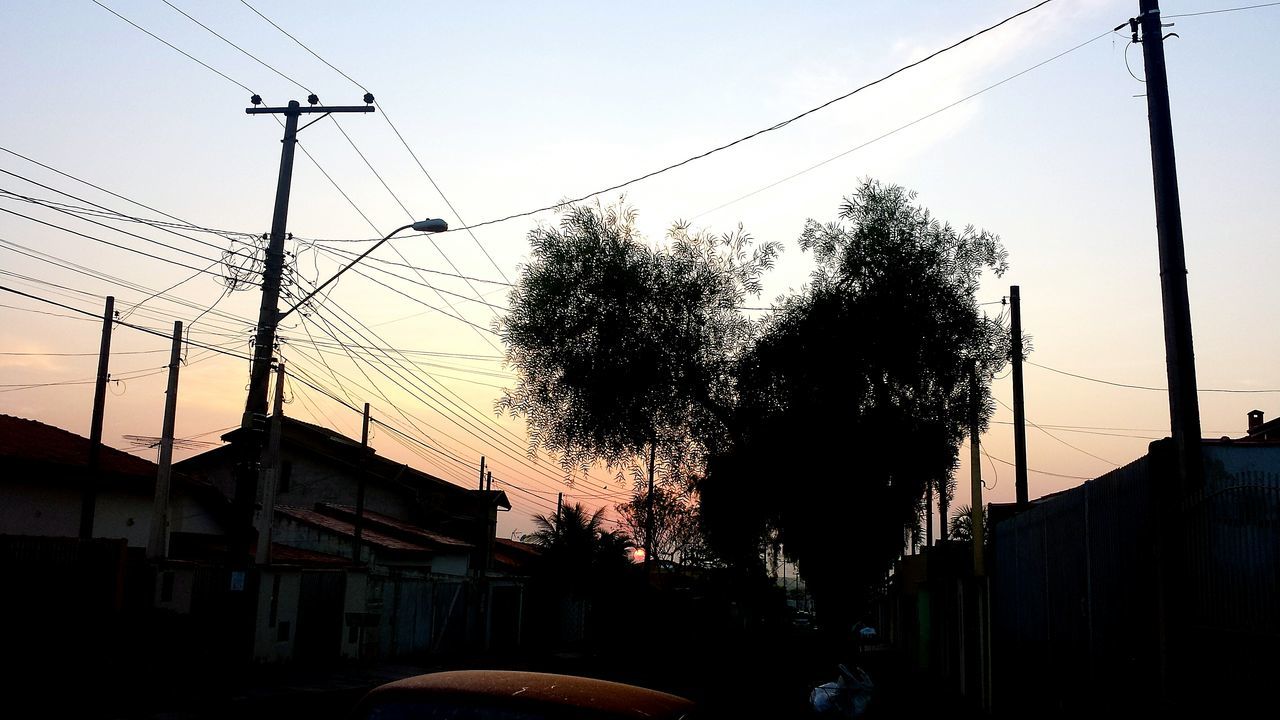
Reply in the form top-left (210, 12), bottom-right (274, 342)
top-left (948, 504), bottom-right (991, 544)
top-left (525, 503), bottom-right (633, 591)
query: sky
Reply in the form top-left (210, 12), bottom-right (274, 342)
top-left (1, 0), bottom-right (1278, 541)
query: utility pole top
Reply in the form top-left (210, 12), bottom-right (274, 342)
top-left (246, 105), bottom-right (374, 115)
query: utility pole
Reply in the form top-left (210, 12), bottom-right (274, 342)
top-left (938, 476), bottom-right (949, 543)
top-left (80, 295), bottom-right (114, 539)
top-left (478, 455), bottom-right (486, 491)
top-left (253, 362), bottom-right (286, 565)
top-left (644, 442), bottom-right (656, 575)
top-left (1010, 286), bottom-right (1029, 507)
top-left (926, 482), bottom-right (934, 547)
top-left (147, 321), bottom-right (182, 559)
top-left (969, 363), bottom-right (986, 575)
top-left (1134, 0), bottom-right (1203, 490)
top-left (556, 492), bottom-right (563, 523)
top-left (486, 470), bottom-right (492, 492)
top-left (236, 97), bottom-right (375, 560)
top-left (353, 402), bottom-right (371, 565)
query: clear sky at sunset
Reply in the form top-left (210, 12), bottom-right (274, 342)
top-left (2, 1), bottom-right (1277, 540)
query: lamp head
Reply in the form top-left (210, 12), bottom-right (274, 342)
top-left (411, 218), bottom-right (449, 233)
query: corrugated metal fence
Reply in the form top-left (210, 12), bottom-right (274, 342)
top-left (991, 443), bottom-right (1280, 716)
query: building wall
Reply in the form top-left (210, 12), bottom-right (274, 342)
top-left (0, 482), bottom-right (81, 537)
top-left (253, 567), bottom-right (301, 663)
top-left (0, 481), bottom-right (222, 547)
top-left (275, 451), bottom-right (415, 521)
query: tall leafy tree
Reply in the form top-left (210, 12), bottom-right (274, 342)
top-left (702, 179), bottom-right (1010, 626)
top-left (498, 200), bottom-right (779, 479)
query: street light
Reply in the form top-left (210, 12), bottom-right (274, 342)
top-left (280, 218), bottom-right (448, 321)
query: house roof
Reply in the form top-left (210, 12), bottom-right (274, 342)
top-left (273, 504), bottom-right (477, 557)
top-left (270, 543), bottom-right (352, 567)
top-left (0, 414), bottom-right (157, 478)
top-left (204, 415), bottom-right (493, 503)
top-left (315, 503), bottom-right (473, 550)
top-left (493, 538), bottom-right (542, 573)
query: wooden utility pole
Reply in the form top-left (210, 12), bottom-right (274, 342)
top-left (79, 295), bottom-right (114, 539)
top-left (1134, 0), bottom-right (1203, 490)
top-left (969, 363), bottom-right (986, 575)
top-left (486, 470), bottom-right (492, 492)
top-left (1010, 286), bottom-right (1029, 507)
top-left (556, 492), bottom-right (563, 522)
top-left (353, 402), bottom-right (371, 565)
top-left (147, 321), bottom-right (182, 560)
top-left (479, 455), bottom-right (486, 491)
top-left (253, 362), bottom-right (286, 565)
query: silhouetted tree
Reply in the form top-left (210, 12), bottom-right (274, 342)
top-left (948, 504), bottom-right (991, 544)
top-left (615, 481), bottom-right (711, 567)
top-left (524, 503), bottom-right (634, 594)
top-left (498, 201), bottom-right (780, 481)
top-left (702, 179), bottom-right (1010, 629)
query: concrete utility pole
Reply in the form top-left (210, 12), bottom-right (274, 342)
top-left (969, 363), bottom-right (986, 575)
top-left (938, 476), bottom-right (949, 543)
top-left (556, 492), bottom-right (563, 522)
top-left (147, 321), bottom-right (182, 559)
top-left (926, 481), bottom-right (934, 547)
top-left (253, 362), bottom-right (286, 565)
top-left (479, 455), bottom-right (486, 491)
top-left (1010, 286), bottom-right (1029, 507)
top-left (79, 295), bottom-right (114, 539)
top-left (236, 98), bottom-right (375, 559)
top-left (644, 442), bottom-right (656, 575)
top-left (1134, 0), bottom-right (1203, 490)
top-left (353, 402), bottom-right (371, 565)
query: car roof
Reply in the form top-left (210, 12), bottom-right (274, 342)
top-left (359, 670), bottom-right (694, 719)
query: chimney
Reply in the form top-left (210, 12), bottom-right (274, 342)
top-left (1248, 409), bottom-right (1265, 434)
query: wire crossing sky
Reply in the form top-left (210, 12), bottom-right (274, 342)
top-left (1, 1), bottom-right (1278, 538)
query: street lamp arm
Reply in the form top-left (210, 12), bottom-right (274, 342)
top-left (279, 219), bottom-right (445, 321)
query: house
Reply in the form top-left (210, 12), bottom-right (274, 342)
top-left (173, 414), bottom-right (518, 662)
top-left (0, 414), bottom-right (228, 548)
top-left (175, 415), bottom-right (510, 573)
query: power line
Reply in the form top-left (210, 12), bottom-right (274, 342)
top-left (691, 28), bottom-right (1112, 219)
top-left (308, 241), bottom-right (513, 286)
top-left (984, 452), bottom-right (1092, 481)
top-left (99, 0), bottom-right (1057, 240)
top-left (0, 208), bottom-right (250, 283)
top-left (1166, 2), bottom-right (1280, 19)
top-left (237, 0), bottom-right (365, 90)
top-left (0, 240), bottom-right (257, 333)
top-left (90, 0), bottom-right (254, 94)
top-left (1027, 360), bottom-right (1280, 393)
top-left (0, 284), bottom-right (254, 362)
top-left (993, 395), bottom-right (1118, 466)
top-left (426, 0), bottom-right (1060, 234)
top-left (236, 0), bottom-right (514, 285)
top-left (160, 0), bottom-right (311, 95)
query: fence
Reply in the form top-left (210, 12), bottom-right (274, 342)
top-left (990, 442), bottom-right (1280, 716)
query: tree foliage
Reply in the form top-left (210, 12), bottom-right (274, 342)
top-left (701, 179), bottom-right (1010, 624)
top-left (523, 502), bottom-right (633, 593)
top-left (501, 181), bottom-right (1010, 627)
top-left (614, 481), bottom-right (711, 568)
top-left (499, 201), bottom-right (780, 478)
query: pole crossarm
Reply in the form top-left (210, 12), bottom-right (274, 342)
top-left (245, 105), bottom-right (373, 115)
